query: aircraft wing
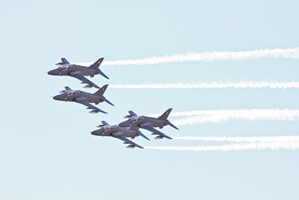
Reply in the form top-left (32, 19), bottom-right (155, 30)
top-left (61, 58), bottom-right (70, 64)
top-left (72, 75), bottom-right (100, 89)
top-left (129, 111), bottom-right (137, 116)
top-left (76, 101), bottom-right (107, 114)
top-left (114, 136), bottom-right (144, 149)
top-left (65, 86), bottom-right (72, 91)
top-left (142, 126), bottom-right (172, 139)
top-left (101, 121), bottom-right (109, 125)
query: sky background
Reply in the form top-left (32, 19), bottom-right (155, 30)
top-left (1, 1), bottom-right (299, 199)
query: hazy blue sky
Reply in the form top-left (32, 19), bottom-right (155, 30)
top-left (1, 1), bottom-right (299, 200)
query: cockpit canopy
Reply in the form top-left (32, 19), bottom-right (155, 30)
top-left (129, 115), bottom-right (145, 122)
top-left (58, 64), bottom-right (71, 70)
top-left (103, 125), bottom-right (118, 131)
top-left (60, 89), bottom-right (81, 96)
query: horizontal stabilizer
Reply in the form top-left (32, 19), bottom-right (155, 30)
top-left (166, 120), bottom-right (179, 130)
top-left (98, 70), bottom-right (109, 79)
top-left (102, 96), bottom-right (114, 106)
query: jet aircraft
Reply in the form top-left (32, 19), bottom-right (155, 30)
top-left (48, 57), bottom-right (108, 89)
top-left (53, 85), bottom-right (114, 114)
top-left (91, 121), bottom-right (150, 149)
top-left (118, 108), bottom-right (178, 139)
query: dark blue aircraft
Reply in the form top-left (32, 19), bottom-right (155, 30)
top-left (48, 57), bottom-right (108, 89)
top-left (53, 85), bottom-right (114, 114)
top-left (91, 121), bottom-right (150, 149)
top-left (118, 108), bottom-right (178, 139)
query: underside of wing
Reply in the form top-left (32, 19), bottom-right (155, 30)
top-left (142, 126), bottom-right (172, 139)
top-left (114, 136), bottom-right (144, 149)
top-left (76, 101), bottom-right (107, 114)
top-left (72, 75), bottom-right (100, 89)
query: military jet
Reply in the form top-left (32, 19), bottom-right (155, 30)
top-left (53, 85), bottom-right (114, 114)
top-left (91, 121), bottom-right (150, 149)
top-left (48, 57), bottom-right (108, 89)
top-left (118, 108), bottom-right (178, 139)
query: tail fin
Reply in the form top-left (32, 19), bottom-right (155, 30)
top-left (94, 84), bottom-right (108, 96)
top-left (158, 108), bottom-right (172, 120)
top-left (89, 58), bottom-right (104, 69)
top-left (94, 85), bottom-right (114, 106)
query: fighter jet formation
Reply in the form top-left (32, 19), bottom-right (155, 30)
top-left (48, 57), bottom-right (179, 149)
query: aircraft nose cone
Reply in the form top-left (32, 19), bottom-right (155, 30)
top-left (91, 130), bottom-right (102, 135)
top-left (53, 95), bottom-right (62, 100)
top-left (48, 69), bottom-right (57, 75)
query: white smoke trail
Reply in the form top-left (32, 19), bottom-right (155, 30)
top-left (154, 109), bottom-right (299, 125)
top-left (169, 109), bottom-right (299, 118)
top-left (173, 136), bottom-right (299, 142)
top-left (78, 47), bottom-right (299, 66)
top-left (173, 113), bottom-right (299, 126)
top-left (145, 136), bottom-right (299, 151)
top-left (145, 140), bottom-right (299, 151)
top-left (109, 82), bottom-right (299, 89)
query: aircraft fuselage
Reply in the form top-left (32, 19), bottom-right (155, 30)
top-left (91, 126), bottom-right (140, 138)
top-left (119, 116), bottom-right (167, 129)
top-left (48, 65), bottom-right (97, 77)
top-left (53, 91), bottom-right (103, 104)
